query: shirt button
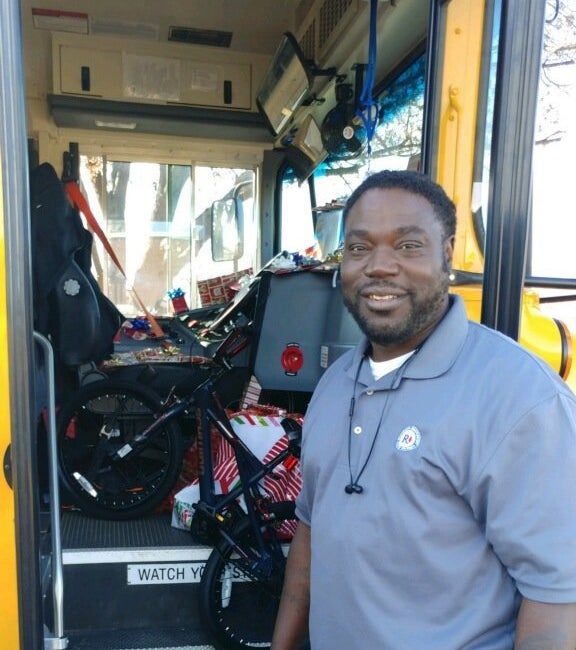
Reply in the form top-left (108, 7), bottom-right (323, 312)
top-left (366, 390), bottom-right (374, 396)
top-left (353, 426), bottom-right (362, 435)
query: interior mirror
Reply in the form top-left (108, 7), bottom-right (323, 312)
top-left (211, 198), bottom-right (243, 262)
top-left (256, 33), bottom-right (311, 136)
top-left (256, 32), bottom-right (335, 137)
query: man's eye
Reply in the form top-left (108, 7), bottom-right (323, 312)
top-left (398, 241), bottom-right (423, 250)
top-left (347, 243), bottom-right (367, 252)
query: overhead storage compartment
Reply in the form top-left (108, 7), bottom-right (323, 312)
top-left (49, 33), bottom-right (273, 141)
top-left (57, 42), bottom-right (252, 110)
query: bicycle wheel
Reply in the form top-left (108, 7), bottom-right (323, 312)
top-left (199, 515), bottom-right (292, 650)
top-left (57, 379), bottom-right (184, 520)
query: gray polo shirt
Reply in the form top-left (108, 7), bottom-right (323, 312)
top-left (296, 295), bottom-right (576, 650)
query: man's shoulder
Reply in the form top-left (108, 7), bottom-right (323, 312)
top-left (464, 318), bottom-right (574, 395)
top-left (466, 318), bottom-right (541, 359)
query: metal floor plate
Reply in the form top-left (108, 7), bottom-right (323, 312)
top-left (65, 627), bottom-right (214, 650)
top-left (60, 510), bottom-right (197, 550)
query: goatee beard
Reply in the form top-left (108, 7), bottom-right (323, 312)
top-left (343, 275), bottom-right (450, 348)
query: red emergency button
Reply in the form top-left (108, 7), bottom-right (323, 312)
top-left (281, 343), bottom-right (304, 375)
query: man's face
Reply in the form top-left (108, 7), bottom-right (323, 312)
top-left (341, 187), bottom-right (454, 361)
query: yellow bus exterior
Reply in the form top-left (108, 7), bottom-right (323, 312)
top-left (435, 0), bottom-right (576, 389)
top-left (0, 160), bottom-right (20, 650)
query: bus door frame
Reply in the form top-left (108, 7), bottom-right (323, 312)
top-left (0, 1), bottom-right (44, 648)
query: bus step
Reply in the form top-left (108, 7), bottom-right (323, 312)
top-left (59, 511), bottom-right (212, 635)
top-left (65, 626), bottom-right (215, 650)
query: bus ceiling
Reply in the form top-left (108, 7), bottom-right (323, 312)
top-left (33, 0), bottom-right (427, 152)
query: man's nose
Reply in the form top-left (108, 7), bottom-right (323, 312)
top-left (364, 247), bottom-right (400, 276)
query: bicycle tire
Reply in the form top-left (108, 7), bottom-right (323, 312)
top-left (198, 512), bottom-right (293, 650)
top-left (57, 379), bottom-right (184, 520)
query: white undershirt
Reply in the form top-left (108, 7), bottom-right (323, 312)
top-left (368, 350), bottom-right (416, 380)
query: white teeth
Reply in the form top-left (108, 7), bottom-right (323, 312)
top-left (369, 294), bottom-right (397, 301)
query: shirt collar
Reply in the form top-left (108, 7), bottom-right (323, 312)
top-left (345, 294), bottom-right (469, 385)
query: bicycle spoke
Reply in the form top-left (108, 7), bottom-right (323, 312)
top-left (58, 381), bottom-right (183, 519)
top-left (199, 519), bottom-right (290, 649)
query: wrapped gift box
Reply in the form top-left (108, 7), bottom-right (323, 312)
top-left (197, 269), bottom-right (252, 306)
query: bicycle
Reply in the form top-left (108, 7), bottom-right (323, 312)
top-left (190, 351), bottom-right (303, 649)
top-left (56, 324), bottom-right (304, 649)
top-left (57, 277), bottom-right (260, 520)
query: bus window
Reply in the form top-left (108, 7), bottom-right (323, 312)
top-left (79, 157), bottom-right (256, 315)
top-left (531, 0), bottom-right (576, 281)
top-left (278, 55), bottom-right (425, 260)
top-left (313, 54), bottom-right (425, 208)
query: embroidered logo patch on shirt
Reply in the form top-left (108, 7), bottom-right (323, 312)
top-left (396, 426), bottom-right (422, 451)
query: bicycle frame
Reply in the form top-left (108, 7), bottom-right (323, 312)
top-left (190, 380), bottom-right (298, 575)
top-left (71, 324), bottom-right (300, 575)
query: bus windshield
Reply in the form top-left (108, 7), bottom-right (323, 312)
top-left (79, 157), bottom-right (257, 315)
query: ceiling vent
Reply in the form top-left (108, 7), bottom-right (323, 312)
top-left (168, 26), bottom-right (233, 48)
top-left (296, 0), bottom-right (363, 67)
top-left (318, 0), bottom-right (356, 52)
top-left (299, 20), bottom-right (317, 60)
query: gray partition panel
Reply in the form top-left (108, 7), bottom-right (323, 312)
top-left (253, 271), bottom-right (361, 392)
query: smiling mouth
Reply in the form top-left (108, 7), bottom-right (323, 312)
top-left (367, 293), bottom-right (402, 301)
top-left (362, 292), bottom-right (408, 312)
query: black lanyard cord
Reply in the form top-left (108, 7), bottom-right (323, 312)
top-left (345, 350), bottom-right (418, 495)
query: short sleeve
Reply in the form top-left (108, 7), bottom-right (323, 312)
top-left (294, 415), bottom-right (316, 527)
top-left (471, 392), bottom-right (576, 602)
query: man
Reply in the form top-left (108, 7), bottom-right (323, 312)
top-left (271, 170), bottom-right (576, 649)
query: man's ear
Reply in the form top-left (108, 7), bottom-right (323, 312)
top-left (444, 236), bottom-right (455, 266)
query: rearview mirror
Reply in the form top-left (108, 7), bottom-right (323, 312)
top-left (256, 33), bottom-right (312, 136)
top-left (256, 32), bottom-right (335, 137)
top-left (211, 198), bottom-right (243, 262)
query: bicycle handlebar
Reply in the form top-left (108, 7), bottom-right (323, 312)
top-left (210, 324), bottom-right (252, 367)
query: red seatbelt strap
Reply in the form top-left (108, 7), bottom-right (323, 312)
top-left (64, 181), bottom-right (165, 339)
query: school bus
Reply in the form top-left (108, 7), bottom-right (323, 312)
top-left (2, 0), bottom-right (575, 648)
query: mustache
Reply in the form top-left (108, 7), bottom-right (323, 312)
top-left (355, 282), bottom-right (410, 295)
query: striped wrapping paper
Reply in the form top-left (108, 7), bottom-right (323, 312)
top-left (172, 409), bottom-right (303, 537)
